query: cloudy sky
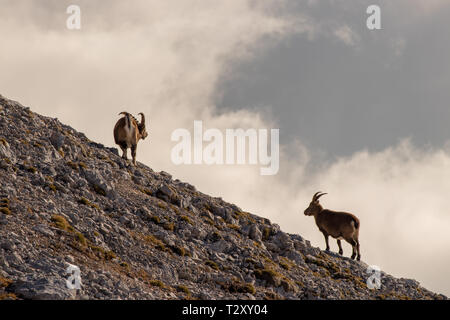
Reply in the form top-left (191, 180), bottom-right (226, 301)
top-left (1, 0), bottom-right (450, 296)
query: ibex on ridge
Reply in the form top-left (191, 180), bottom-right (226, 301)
top-left (113, 112), bottom-right (148, 165)
top-left (304, 192), bottom-right (361, 261)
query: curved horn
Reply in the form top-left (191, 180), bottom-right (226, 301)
top-left (312, 192), bottom-right (321, 201)
top-left (313, 192), bottom-right (327, 201)
top-left (119, 111), bottom-right (129, 116)
top-left (138, 112), bottom-right (145, 126)
top-left (316, 192), bottom-right (327, 201)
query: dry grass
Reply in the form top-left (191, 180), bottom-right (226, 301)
top-left (51, 214), bottom-right (74, 232)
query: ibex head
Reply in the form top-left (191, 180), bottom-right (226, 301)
top-left (304, 191), bottom-right (327, 216)
top-left (138, 112), bottom-right (148, 140)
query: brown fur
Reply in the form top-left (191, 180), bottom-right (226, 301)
top-left (113, 112), bottom-right (148, 165)
top-left (304, 192), bottom-right (361, 261)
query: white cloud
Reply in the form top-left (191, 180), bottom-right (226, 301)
top-left (333, 25), bottom-right (359, 47)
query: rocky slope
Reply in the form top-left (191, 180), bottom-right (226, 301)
top-left (0, 94), bottom-right (446, 300)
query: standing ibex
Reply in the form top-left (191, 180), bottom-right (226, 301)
top-left (113, 112), bottom-right (148, 165)
top-left (304, 192), bottom-right (361, 261)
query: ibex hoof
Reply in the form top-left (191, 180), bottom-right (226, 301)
top-left (339, 250), bottom-right (343, 255)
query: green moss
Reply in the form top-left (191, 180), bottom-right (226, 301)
top-left (78, 162), bottom-right (87, 169)
top-left (0, 293), bottom-right (17, 300)
top-left (172, 206), bottom-right (180, 215)
top-left (227, 224), bottom-right (240, 231)
top-left (242, 283), bottom-right (256, 294)
top-left (170, 245), bottom-right (186, 256)
top-left (1, 198), bottom-right (12, 215)
top-left (149, 280), bottom-right (164, 288)
top-left (211, 231), bottom-right (222, 241)
top-left (0, 276), bottom-right (12, 288)
top-left (78, 197), bottom-right (90, 206)
top-left (254, 268), bottom-right (278, 279)
top-left (279, 257), bottom-right (294, 271)
top-left (140, 188), bottom-right (153, 196)
top-left (163, 222), bottom-right (175, 231)
top-left (78, 197), bottom-right (100, 210)
top-left (157, 202), bottom-right (167, 209)
top-left (176, 285), bottom-right (190, 296)
top-left (26, 166), bottom-right (37, 174)
top-left (223, 280), bottom-right (256, 294)
top-left (75, 232), bottom-right (87, 246)
top-left (90, 245), bottom-right (105, 254)
top-left (92, 184), bottom-right (106, 197)
top-left (244, 258), bottom-right (258, 266)
top-left (143, 234), bottom-right (166, 251)
top-left (90, 245), bottom-right (118, 261)
top-left (66, 161), bottom-right (78, 170)
top-left (234, 211), bottom-right (256, 223)
top-left (205, 260), bottom-right (219, 270)
top-left (150, 215), bottom-right (161, 224)
top-left (180, 215), bottom-right (193, 225)
top-left (48, 184), bottom-right (57, 192)
top-left (105, 250), bottom-right (116, 261)
top-left (262, 227), bottom-right (271, 241)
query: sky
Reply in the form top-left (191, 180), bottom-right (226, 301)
top-left (1, 0), bottom-right (450, 296)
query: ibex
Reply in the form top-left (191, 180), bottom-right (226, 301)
top-left (113, 112), bottom-right (148, 165)
top-left (304, 192), bottom-right (361, 261)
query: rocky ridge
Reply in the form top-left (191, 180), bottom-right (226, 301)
top-left (0, 94), bottom-right (446, 300)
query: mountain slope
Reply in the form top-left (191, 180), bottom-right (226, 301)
top-left (0, 94), bottom-right (446, 300)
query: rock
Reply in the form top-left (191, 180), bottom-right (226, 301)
top-left (11, 277), bottom-right (76, 300)
top-left (248, 225), bottom-right (262, 242)
top-left (49, 131), bottom-right (65, 150)
top-left (209, 240), bottom-right (231, 253)
top-left (1, 240), bottom-right (16, 251)
top-left (83, 168), bottom-right (116, 199)
top-left (136, 207), bottom-right (152, 220)
top-left (272, 232), bottom-right (293, 250)
top-left (32, 224), bottom-right (55, 237)
top-left (155, 184), bottom-right (179, 204)
top-left (179, 196), bottom-right (191, 209)
top-left (0, 139), bottom-right (16, 163)
top-left (255, 269), bottom-right (281, 287)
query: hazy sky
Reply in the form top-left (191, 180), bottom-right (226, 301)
top-left (1, 0), bottom-right (450, 296)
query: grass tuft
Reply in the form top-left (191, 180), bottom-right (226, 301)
top-left (205, 260), bottom-right (219, 270)
top-left (51, 214), bottom-right (74, 232)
